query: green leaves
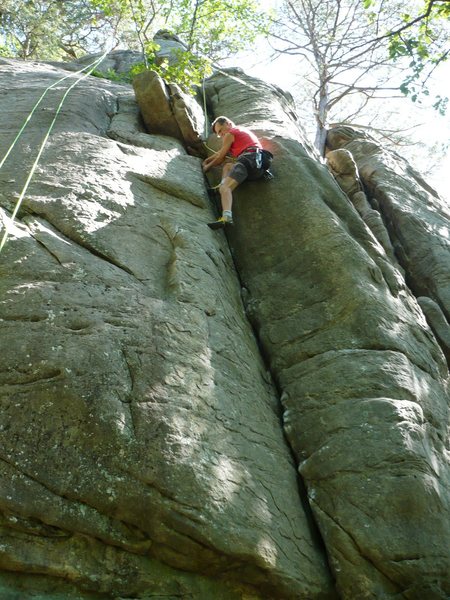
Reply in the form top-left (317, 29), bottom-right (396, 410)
top-left (161, 0), bottom-right (268, 59)
top-left (433, 95), bottom-right (448, 116)
top-left (130, 43), bottom-right (213, 92)
top-left (87, 0), bottom-right (268, 62)
top-left (125, 0), bottom-right (268, 90)
top-left (368, 0), bottom-right (450, 113)
top-left (0, 0), bottom-right (123, 59)
top-left (388, 36), bottom-right (430, 61)
top-left (0, 0), bottom-right (269, 92)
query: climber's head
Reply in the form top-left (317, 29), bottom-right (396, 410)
top-left (212, 116), bottom-right (234, 137)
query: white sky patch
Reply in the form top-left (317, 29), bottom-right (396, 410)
top-left (223, 1), bottom-right (450, 203)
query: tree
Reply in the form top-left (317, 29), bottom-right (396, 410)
top-left (91, 0), bottom-right (269, 88)
top-left (0, 0), bottom-right (268, 90)
top-left (374, 0), bottom-right (450, 114)
top-left (270, 0), bottom-right (449, 153)
top-left (0, 0), bottom-right (126, 59)
top-left (0, 0), bottom-right (61, 59)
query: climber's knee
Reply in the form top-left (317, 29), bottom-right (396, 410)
top-left (219, 177), bottom-right (239, 194)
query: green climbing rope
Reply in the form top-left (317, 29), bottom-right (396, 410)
top-left (0, 50), bottom-right (111, 253)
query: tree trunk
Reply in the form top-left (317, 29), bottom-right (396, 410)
top-left (314, 77), bottom-right (329, 155)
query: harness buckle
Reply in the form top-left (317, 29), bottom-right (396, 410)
top-left (255, 148), bottom-right (262, 169)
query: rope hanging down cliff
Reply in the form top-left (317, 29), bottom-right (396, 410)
top-left (0, 52), bottom-right (275, 249)
top-left (0, 50), bottom-right (112, 253)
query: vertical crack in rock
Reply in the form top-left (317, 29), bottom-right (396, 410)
top-left (0, 58), bottom-right (337, 599)
top-left (327, 127), bottom-right (450, 371)
top-left (204, 68), bottom-right (450, 599)
top-left (217, 221), bottom-right (332, 573)
top-left (2, 53), bottom-right (449, 600)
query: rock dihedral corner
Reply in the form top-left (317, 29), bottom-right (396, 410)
top-left (205, 69), bottom-right (450, 598)
top-left (0, 57), bottom-right (335, 599)
top-left (0, 54), bottom-right (449, 600)
top-left (132, 69), bottom-right (207, 157)
top-left (327, 125), bottom-right (450, 369)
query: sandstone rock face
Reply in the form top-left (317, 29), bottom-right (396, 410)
top-left (133, 70), bottom-right (206, 156)
top-left (0, 58), bottom-right (333, 599)
top-left (205, 70), bottom-right (450, 598)
top-left (0, 55), bottom-right (449, 600)
top-left (326, 148), bottom-right (396, 261)
top-left (153, 29), bottom-right (188, 66)
top-left (50, 49), bottom-right (144, 75)
top-left (327, 126), bottom-right (450, 365)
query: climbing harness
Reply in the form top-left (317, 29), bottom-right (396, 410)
top-left (255, 148), bottom-right (262, 169)
top-left (0, 49), bottom-right (112, 253)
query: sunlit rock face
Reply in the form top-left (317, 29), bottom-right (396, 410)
top-left (0, 58), bottom-right (334, 599)
top-left (49, 49), bottom-right (145, 75)
top-left (327, 126), bottom-right (450, 362)
top-left (0, 53), bottom-right (449, 600)
top-left (132, 69), bottom-right (206, 157)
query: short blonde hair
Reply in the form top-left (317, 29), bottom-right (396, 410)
top-left (211, 116), bottom-right (234, 133)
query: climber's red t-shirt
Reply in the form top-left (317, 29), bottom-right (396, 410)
top-left (228, 126), bottom-right (262, 157)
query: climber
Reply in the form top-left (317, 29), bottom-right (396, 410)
top-left (202, 116), bottom-right (272, 229)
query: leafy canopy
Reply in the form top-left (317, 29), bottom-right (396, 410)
top-left (363, 0), bottom-right (450, 113)
top-left (0, 0), bottom-right (122, 60)
top-left (271, 0), bottom-right (415, 150)
top-left (0, 0), bottom-right (269, 90)
top-left (270, 0), bottom-right (449, 152)
top-left (93, 0), bottom-right (268, 89)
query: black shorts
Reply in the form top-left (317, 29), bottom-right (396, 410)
top-left (228, 151), bottom-right (265, 184)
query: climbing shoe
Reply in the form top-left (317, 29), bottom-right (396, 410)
top-left (207, 216), bottom-right (233, 230)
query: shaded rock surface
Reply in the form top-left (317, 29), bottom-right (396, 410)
top-left (205, 70), bottom-right (450, 598)
top-left (0, 55), bottom-right (449, 600)
top-left (325, 148), bottom-right (396, 261)
top-left (153, 29), bottom-right (188, 66)
top-left (0, 58), bottom-right (333, 599)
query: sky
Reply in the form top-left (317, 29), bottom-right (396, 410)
top-left (250, 52), bottom-right (449, 202)
top-left (223, 0), bottom-right (450, 203)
